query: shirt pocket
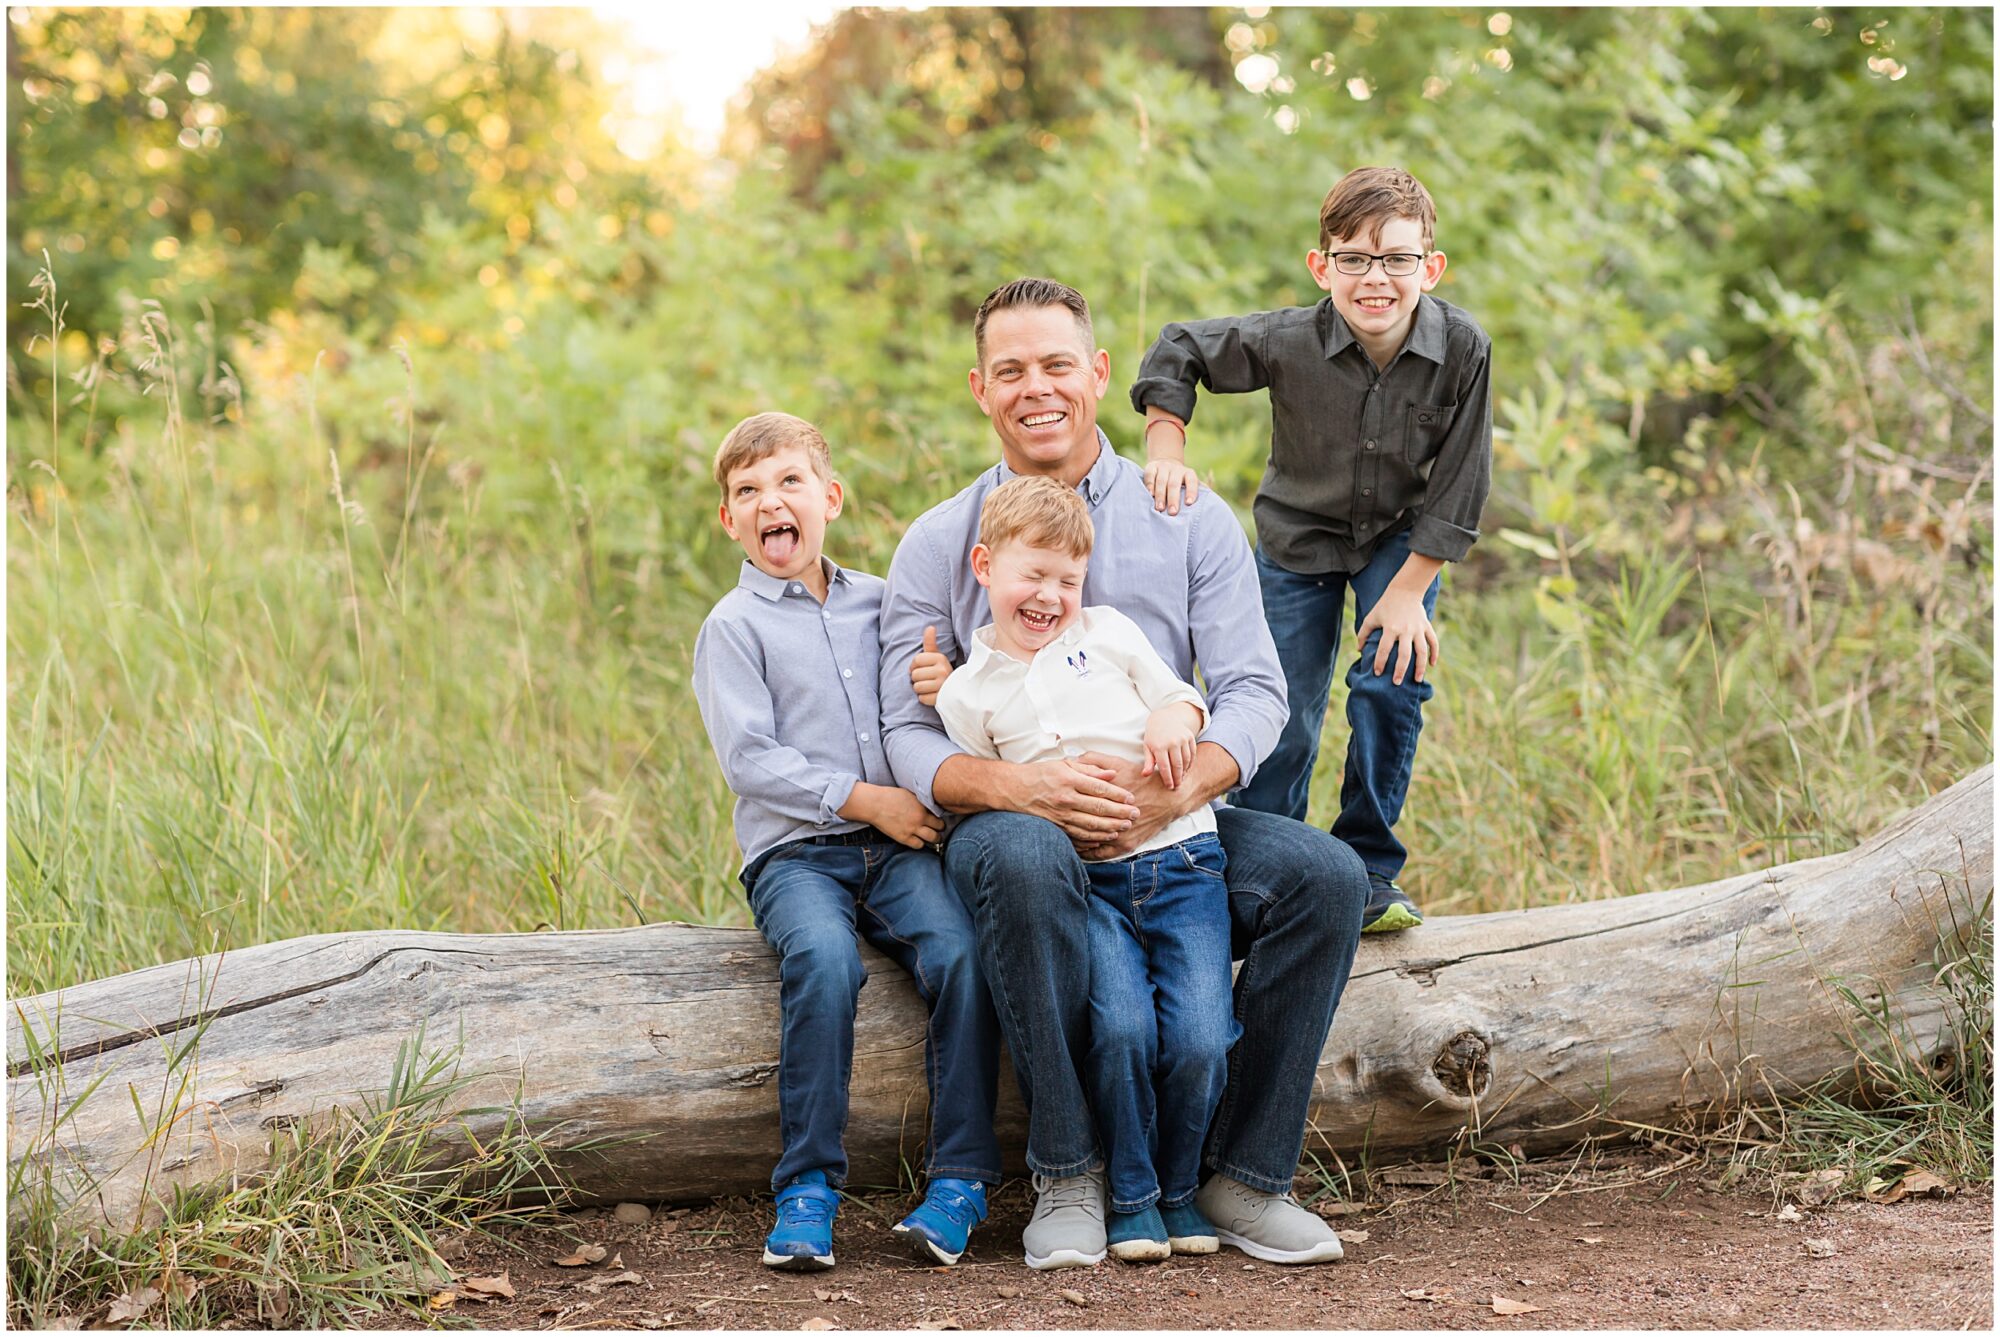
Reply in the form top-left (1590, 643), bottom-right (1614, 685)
top-left (1404, 402), bottom-right (1459, 468)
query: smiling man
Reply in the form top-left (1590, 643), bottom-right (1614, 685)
top-left (877, 277), bottom-right (1367, 1270)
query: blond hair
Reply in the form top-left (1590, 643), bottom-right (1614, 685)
top-left (977, 475), bottom-right (1094, 559)
top-left (1318, 166), bottom-right (1437, 253)
top-left (712, 412), bottom-right (833, 492)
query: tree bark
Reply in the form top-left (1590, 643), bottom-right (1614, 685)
top-left (9, 769), bottom-right (1989, 1231)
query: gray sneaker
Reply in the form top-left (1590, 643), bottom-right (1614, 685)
top-left (1023, 1169), bottom-right (1107, 1270)
top-left (1195, 1174), bottom-right (1344, 1265)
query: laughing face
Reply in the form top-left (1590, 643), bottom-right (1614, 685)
top-left (968, 304), bottom-right (1112, 486)
top-left (971, 537), bottom-right (1086, 662)
top-left (717, 445), bottom-right (843, 594)
top-left (1307, 215), bottom-right (1448, 365)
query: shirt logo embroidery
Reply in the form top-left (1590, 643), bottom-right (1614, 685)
top-left (1066, 650), bottom-right (1091, 679)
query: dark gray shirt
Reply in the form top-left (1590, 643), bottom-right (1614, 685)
top-left (1130, 293), bottom-right (1492, 576)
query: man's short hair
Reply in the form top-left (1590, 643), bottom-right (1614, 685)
top-left (972, 277), bottom-right (1095, 367)
top-left (978, 475), bottom-right (1094, 559)
top-left (1318, 166), bottom-right (1437, 253)
top-left (711, 411), bottom-right (833, 492)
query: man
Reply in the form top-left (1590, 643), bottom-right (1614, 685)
top-left (878, 277), bottom-right (1367, 1269)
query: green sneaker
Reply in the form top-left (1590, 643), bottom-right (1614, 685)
top-left (1361, 879), bottom-right (1423, 934)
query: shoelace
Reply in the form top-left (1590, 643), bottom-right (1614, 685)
top-left (779, 1192), bottom-right (835, 1228)
top-left (1033, 1174), bottom-right (1100, 1211)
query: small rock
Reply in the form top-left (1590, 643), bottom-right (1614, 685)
top-left (613, 1203), bottom-right (653, 1226)
top-left (1058, 1289), bottom-right (1088, 1307)
top-left (1803, 1238), bottom-right (1837, 1259)
top-left (995, 1286), bottom-right (1020, 1299)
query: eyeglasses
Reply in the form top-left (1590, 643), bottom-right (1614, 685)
top-left (1324, 250), bottom-right (1428, 277)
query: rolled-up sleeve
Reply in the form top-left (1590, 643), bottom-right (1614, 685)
top-left (1129, 314), bottom-right (1273, 424)
top-left (694, 618), bottom-right (859, 826)
top-left (877, 522), bottom-right (966, 813)
top-left (1409, 345), bottom-right (1492, 562)
top-left (1183, 501), bottom-right (1287, 790)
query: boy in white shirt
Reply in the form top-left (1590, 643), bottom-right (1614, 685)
top-left (914, 474), bottom-right (1241, 1264)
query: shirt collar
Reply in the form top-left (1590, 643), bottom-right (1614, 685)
top-left (993, 429), bottom-right (1121, 508)
top-left (737, 555), bottom-right (846, 602)
top-left (965, 610), bottom-right (1090, 673)
top-left (1318, 293), bottom-right (1448, 367)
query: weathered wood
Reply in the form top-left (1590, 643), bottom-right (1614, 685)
top-left (9, 768), bottom-right (1989, 1229)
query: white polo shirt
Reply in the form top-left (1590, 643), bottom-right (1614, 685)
top-left (933, 606), bottom-right (1216, 859)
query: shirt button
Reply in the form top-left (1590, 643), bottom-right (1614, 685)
top-left (842, 668), bottom-right (853, 678)
top-left (859, 732), bottom-right (871, 742)
top-left (792, 583), bottom-right (804, 593)
top-left (1362, 488), bottom-right (1372, 497)
top-left (822, 611), bottom-right (831, 620)
top-left (1364, 440), bottom-right (1376, 451)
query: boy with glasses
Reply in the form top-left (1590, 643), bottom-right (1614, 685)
top-left (1129, 166), bottom-right (1493, 933)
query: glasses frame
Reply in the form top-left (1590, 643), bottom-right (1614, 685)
top-left (1324, 250), bottom-right (1430, 278)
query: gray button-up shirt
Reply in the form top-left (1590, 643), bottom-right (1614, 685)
top-left (877, 436), bottom-right (1288, 813)
top-left (693, 557), bottom-right (899, 870)
top-left (1130, 293), bottom-right (1492, 576)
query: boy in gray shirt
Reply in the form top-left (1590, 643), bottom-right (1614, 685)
top-left (693, 412), bottom-right (1000, 1271)
top-left (1131, 166), bottom-right (1493, 933)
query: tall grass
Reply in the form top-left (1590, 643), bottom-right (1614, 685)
top-left (5, 264), bottom-right (1992, 999)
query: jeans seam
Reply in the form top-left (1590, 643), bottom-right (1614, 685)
top-left (857, 893), bottom-right (948, 1179)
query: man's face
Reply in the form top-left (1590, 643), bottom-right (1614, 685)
top-left (717, 445), bottom-right (842, 584)
top-left (968, 304), bottom-right (1111, 479)
top-left (1308, 215), bottom-right (1447, 352)
top-left (971, 537), bottom-right (1087, 662)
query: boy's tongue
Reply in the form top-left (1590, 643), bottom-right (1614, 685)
top-left (762, 527), bottom-right (799, 565)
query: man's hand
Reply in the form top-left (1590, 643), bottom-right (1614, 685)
top-left (1357, 587), bottom-right (1440, 686)
top-left (1141, 458), bottom-right (1202, 515)
top-left (1070, 744), bottom-right (1233, 860)
top-left (1141, 702), bottom-right (1203, 790)
top-left (839, 781), bottom-right (943, 849)
top-left (910, 624), bottom-right (951, 708)
top-left (1004, 757), bottom-right (1139, 844)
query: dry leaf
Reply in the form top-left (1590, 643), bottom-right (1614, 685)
top-left (585, 1271), bottom-right (643, 1293)
top-left (160, 1274), bottom-right (199, 1303)
top-left (799, 1319), bottom-right (837, 1332)
top-left (427, 1291), bottom-right (458, 1312)
top-left (1314, 1199), bottom-right (1370, 1217)
top-left (1491, 1295), bottom-right (1542, 1315)
top-left (462, 1273), bottom-right (515, 1300)
top-left (105, 1286), bottom-right (162, 1325)
top-left (1797, 1168), bottom-right (1846, 1206)
top-left (1575, 1236), bottom-right (1604, 1245)
top-left (1803, 1238), bottom-right (1837, 1258)
top-left (995, 1286), bottom-right (1021, 1299)
top-left (1335, 1229), bottom-right (1370, 1244)
top-left (1400, 1287), bottom-right (1452, 1303)
top-left (609, 1253), bottom-right (625, 1269)
top-left (1058, 1289), bottom-right (1089, 1307)
top-left (1775, 1203), bottom-right (1804, 1223)
top-left (1381, 1165), bottom-right (1450, 1187)
top-left (554, 1243), bottom-right (609, 1267)
top-left (1901, 1169), bottom-right (1950, 1195)
top-left (916, 1322), bottom-right (962, 1331)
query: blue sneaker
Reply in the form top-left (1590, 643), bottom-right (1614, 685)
top-left (1160, 1201), bottom-right (1219, 1254)
top-left (892, 1177), bottom-right (988, 1265)
top-left (763, 1171), bottom-right (838, 1270)
top-left (1106, 1203), bottom-right (1170, 1263)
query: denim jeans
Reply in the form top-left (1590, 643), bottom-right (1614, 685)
top-left (944, 804), bottom-right (1365, 1194)
top-left (1084, 832), bottom-right (1239, 1212)
top-left (1235, 529), bottom-right (1440, 884)
top-left (745, 836), bottom-right (1002, 1191)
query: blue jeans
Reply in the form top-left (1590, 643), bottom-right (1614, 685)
top-left (745, 836), bottom-right (1003, 1191)
top-left (1236, 530), bottom-right (1439, 884)
top-left (944, 805), bottom-right (1365, 1194)
top-left (1085, 833), bottom-right (1239, 1212)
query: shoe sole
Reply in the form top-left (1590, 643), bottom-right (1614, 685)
top-left (762, 1249), bottom-right (836, 1270)
top-left (1023, 1245), bottom-right (1106, 1270)
top-left (1168, 1234), bottom-right (1220, 1254)
top-left (1361, 903), bottom-right (1423, 934)
top-left (1108, 1237), bottom-right (1171, 1263)
top-left (1214, 1228), bottom-right (1344, 1265)
top-left (891, 1221), bottom-right (963, 1266)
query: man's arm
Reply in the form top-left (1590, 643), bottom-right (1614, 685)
top-left (1179, 495), bottom-right (1288, 792)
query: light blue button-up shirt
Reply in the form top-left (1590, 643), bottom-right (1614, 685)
top-left (694, 557), bottom-right (900, 870)
top-left (878, 433), bottom-right (1288, 813)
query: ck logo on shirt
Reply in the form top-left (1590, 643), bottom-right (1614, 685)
top-left (1066, 650), bottom-right (1091, 678)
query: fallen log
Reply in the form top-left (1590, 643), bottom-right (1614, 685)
top-left (9, 768), bottom-right (1990, 1229)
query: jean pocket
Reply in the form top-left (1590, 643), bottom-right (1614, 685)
top-left (1175, 834), bottom-right (1229, 882)
top-left (1405, 401), bottom-right (1458, 466)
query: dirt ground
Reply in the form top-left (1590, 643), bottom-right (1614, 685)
top-left (399, 1156), bottom-right (1993, 1331)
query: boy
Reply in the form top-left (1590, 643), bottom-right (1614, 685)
top-left (1129, 166), bottom-right (1493, 933)
top-left (692, 411), bottom-right (1002, 1271)
top-left (911, 475), bottom-right (1240, 1265)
